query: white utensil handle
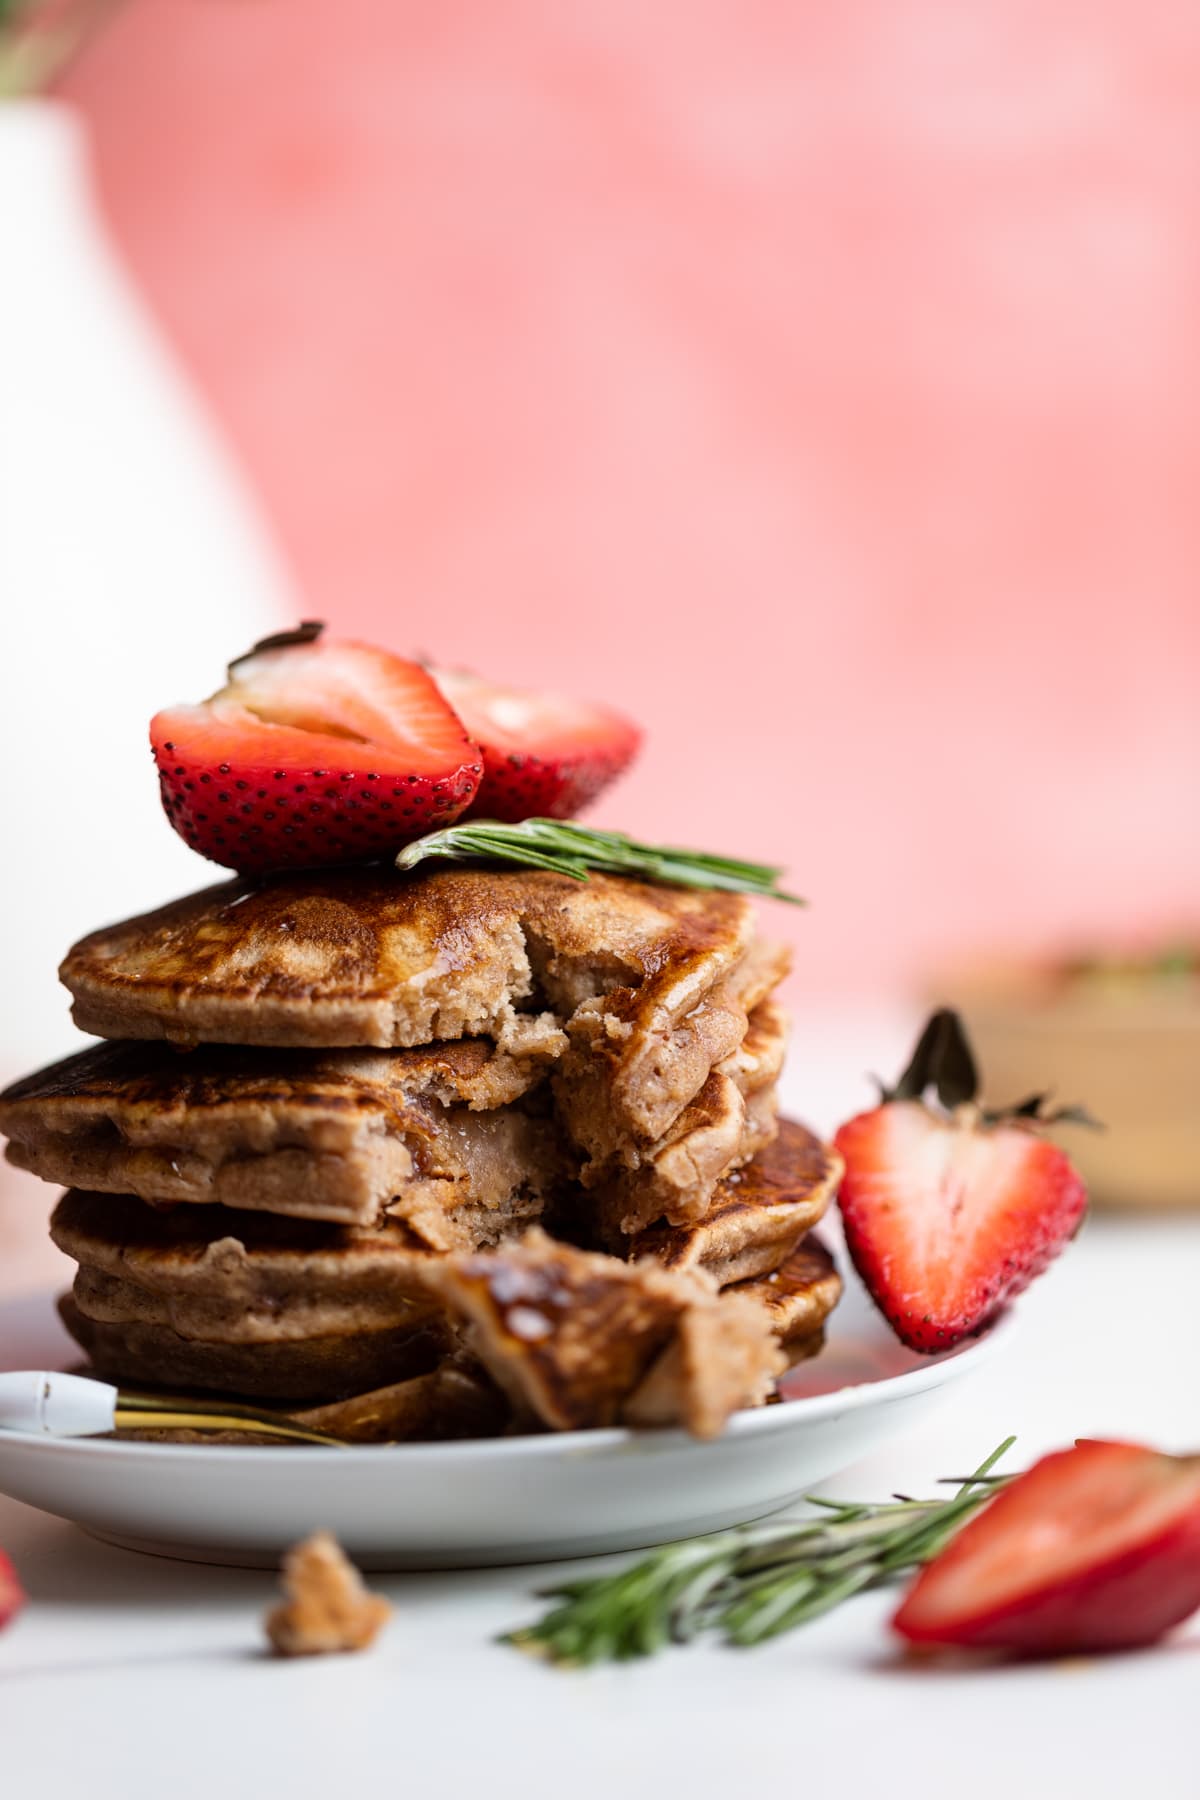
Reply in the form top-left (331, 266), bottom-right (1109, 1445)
top-left (0, 1371), bottom-right (118, 1436)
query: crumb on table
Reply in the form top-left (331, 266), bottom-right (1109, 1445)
top-left (265, 1531), bottom-right (392, 1657)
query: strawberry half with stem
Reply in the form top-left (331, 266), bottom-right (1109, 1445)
top-left (430, 667), bottom-right (641, 821)
top-left (0, 1548), bottom-right (25, 1632)
top-left (152, 624), bottom-right (482, 874)
top-left (894, 1439), bottom-right (1200, 1656)
top-left (834, 1009), bottom-right (1094, 1352)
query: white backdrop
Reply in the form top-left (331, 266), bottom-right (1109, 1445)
top-left (0, 105), bottom-right (293, 1290)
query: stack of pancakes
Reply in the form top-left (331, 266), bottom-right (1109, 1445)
top-left (0, 867), bottom-right (843, 1440)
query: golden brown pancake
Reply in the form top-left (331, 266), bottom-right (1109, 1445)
top-left (59, 868), bottom-right (784, 1162)
top-left (621, 1292), bottom-right (788, 1438)
top-left (422, 1227), bottom-right (782, 1438)
top-left (584, 999), bottom-right (789, 1235)
top-left (1, 1019), bottom-right (785, 1241)
top-left (58, 1293), bottom-right (450, 1402)
top-left (732, 1234), bottom-right (843, 1345)
top-left (290, 1358), bottom-right (507, 1443)
top-left (629, 1118), bottom-right (842, 1283)
top-left (117, 1361), bottom-right (510, 1447)
top-left (61, 869), bottom-right (750, 1038)
top-left (51, 1190), bottom-right (444, 1341)
top-left (4, 1039), bottom-right (564, 1237)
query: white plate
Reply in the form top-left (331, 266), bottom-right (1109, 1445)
top-left (0, 1276), bottom-right (1011, 1569)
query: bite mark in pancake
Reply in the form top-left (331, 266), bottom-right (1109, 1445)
top-left (1, 1005), bottom-right (788, 1242)
top-left (57, 868), bottom-right (785, 1179)
top-left (4, 1039), bottom-right (565, 1232)
top-left (422, 1227), bottom-right (784, 1438)
top-left (622, 1292), bottom-right (786, 1438)
top-left (60, 865), bottom-right (755, 1049)
top-left (567, 996), bottom-right (791, 1236)
top-left (556, 938), bottom-right (790, 1172)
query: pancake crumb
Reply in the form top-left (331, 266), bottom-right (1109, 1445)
top-left (265, 1531), bottom-right (391, 1657)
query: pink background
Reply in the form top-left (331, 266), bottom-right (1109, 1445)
top-left (56, 0), bottom-right (1200, 998)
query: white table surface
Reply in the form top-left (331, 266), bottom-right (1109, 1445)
top-left (1, 1015), bottom-right (1197, 1799)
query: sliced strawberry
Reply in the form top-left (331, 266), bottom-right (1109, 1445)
top-left (0, 1549), bottom-right (25, 1631)
top-left (152, 626), bottom-right (482, 873)
top-left (430, 668), bottom-right (641, 821)
top-left (834, 1010), bottom-right (1089, 1352)
top-left (894, 1440), bottom-right (1200, 1655)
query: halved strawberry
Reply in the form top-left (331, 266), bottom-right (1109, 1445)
top-left (0, 1549), bottom-right (25, 1631)
top-left (430, 668), bottom-right (641, 821)
top-left (894, 1440), bottom-right (1200, 1656)
top-left (152, 625), bottom-right (482, 873)
top-left (834, 1010), bottom-right (1091, 1352)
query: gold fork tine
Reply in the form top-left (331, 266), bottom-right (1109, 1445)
top-left (114, 1389), bottom-right (346, 1447)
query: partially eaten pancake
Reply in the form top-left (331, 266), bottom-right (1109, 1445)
top-left (586, 999), bottom-right (790, 1235)
top-left (621, 1291), bottom-right (788, 1438)
top-left (422, 1227), bottom-right (784, 1438)
top-left (0, 1023), bottom-right (786, 1243)
top-left (60, 868), bottom-right (785, 1159)
top-left (555, 935), bottom-right (789, 1168)
top-left (629, 1118), bottom-right (842, 1284)
top-left (3, 1039), bottom-right (563, 1238)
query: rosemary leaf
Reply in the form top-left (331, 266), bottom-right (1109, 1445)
top-left (396, 818), bottom-right (804, 903)
top-left (505, 1438), bottom-right (1016, 1665)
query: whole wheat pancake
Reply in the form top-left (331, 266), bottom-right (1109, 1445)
top-left (59, 868), bottom-right (783, 1155)
top-left (732, 1234), bottom-right (843, 1345)
top-left (555, 935), bottom-right (789, 1167)
top-left (621, 1292), bottom-right (788, 1437)
top-left (51, 1190), bottom-right (445, 1342)
top-left (290, 1358), bottom-right (507, 1443)
top-left (588, 1000), bottom-right (790, 1235)
top-left (629, 1118), bottom-right (843, 1283)
top-left (422, 1227), bottom-right (783, 1438)
top-left (58, 1293), bottom-right (450, 1401)
top-left (3, 1039), bottom-right (564, 1236)
top-left (2, 1016), bottom-right (783, 1241)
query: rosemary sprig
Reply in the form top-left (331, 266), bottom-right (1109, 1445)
top-left (506, 1438), bottom-right (1015, 1665)
top-left (396, 818), bottom-right (804, 903)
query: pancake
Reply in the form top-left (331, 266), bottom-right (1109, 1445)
top-left (1, 1014), bottom-right (784, 1241)
top-left (629, 1118), bottom-right (842, 1283)
top-left (290, 1358), bottom-right (507, 1443)
top-left (50, 1190), bottom-right (445, 1342)
top-left (57, 1293), bottom-right (450, 1401)
top-left (59, 867), bottom-right (783, 1160)
top-left (555, 935), bottom-right (789, 1168)
top-left (587, 1008), bottom-right (788, 1237)
top-left (3, 1039), bottom-right (564, 1236)
top-left (621, 1290), bottom-right (788, 1438)
top-left (422, 1227), bottom-right (782, 1438)
top-left (732, 1234), bottom-right (843, 1345)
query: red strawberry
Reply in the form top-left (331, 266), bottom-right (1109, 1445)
top-left (834, 1009), bottom-right (1091, 1352)
top-left (430, 668), bottom-right (641, 821)
top-left (151, 625), bottom-right (482, 874)
top-left (894, 1440), bottom-right (1200, 1656)
top-left (0, 1549), bottom-right (25, 1631)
